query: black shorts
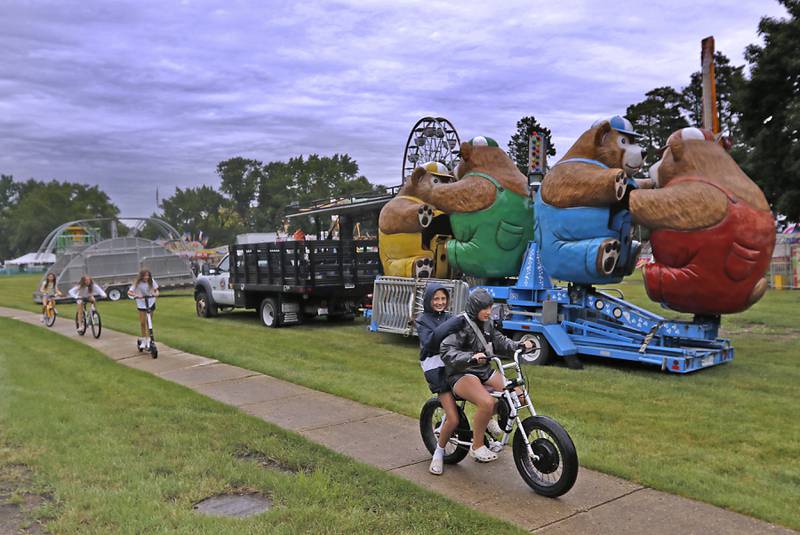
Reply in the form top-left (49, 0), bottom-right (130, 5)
top-left (137, 303), bottom-right (156, 312)
top-left (447, 367), bottom-right (495, 392)
top-left (423, 367), bottom-right (450, 394)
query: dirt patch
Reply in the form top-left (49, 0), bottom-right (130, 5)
top-left (233, 446), bottom-right (311, 474)
top-left (0, 464), bottom-right (51, 534)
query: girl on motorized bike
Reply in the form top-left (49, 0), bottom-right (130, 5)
top-left (68, 275), bottom-right (107, 329)
top-left (127, 269), bottom-right (159, 351)
top-left (40, 272), bottom-right (63, 322)
top-left (441, 288), bottom-right (532, 463)
top-left (417, 283), bottom-right (508, 474)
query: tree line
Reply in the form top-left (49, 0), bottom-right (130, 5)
top-left (159, 153), bottom-right (383, 247)
top-left (0, 153), bottom-right (383, 259)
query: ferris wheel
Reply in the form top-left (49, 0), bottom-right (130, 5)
top-left (402, 117), bottom-right (461, 181)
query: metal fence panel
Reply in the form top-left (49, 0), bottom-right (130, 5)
top-left (768, 234), bottom-right (800, 289)
top-left (372, 276), bottom-right (470, 336)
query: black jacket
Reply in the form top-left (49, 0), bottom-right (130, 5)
top-left (415, 283), bottom-right (458, 361)
top-left (441, 288), bottom-right (517, 377)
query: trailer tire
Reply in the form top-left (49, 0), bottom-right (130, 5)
top-left (195, 290), bottom-right (216, 317)
top-left (513, 332), bottom-right (552, 366)
top-left (260, 297), bottom-right (281, 328)
top-left (107, 287), bottom-right (123, 302)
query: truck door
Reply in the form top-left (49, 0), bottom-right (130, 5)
top-left (211, 255), bottom-right (235, 306)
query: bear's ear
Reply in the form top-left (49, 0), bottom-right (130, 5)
top-left (670, 137), bottom-right (685, 161)
top-left (593, 121), bottom-right (612, 146)
top-left (459, 141), bottom-right (473, 162)
top-left (409, 166), bottom-right (427, 185)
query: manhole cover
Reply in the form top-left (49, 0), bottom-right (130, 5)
top-left (193, 493), bottom-right (271, 518)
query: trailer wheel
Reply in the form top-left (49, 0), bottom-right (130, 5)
top-left (260, 297), bottom-right (281, 328)
top-left (513, 332), bottom-right (552, 366)
top-left (107, 287), bottom-right (123, 302)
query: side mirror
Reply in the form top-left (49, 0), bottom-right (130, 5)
top-left (208, 267), bottom-right (219, 275)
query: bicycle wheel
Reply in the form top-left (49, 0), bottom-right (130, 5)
top-left (513, 416), bottom-right (578, 497)
top-left (90, 310), bottom-right (102, 338)
top-left (75, 310), bottom-right (86, 335)
top-left (419, 397), bottom-right (470, 464)
top-left (45, 306), bottom-right (56, 327)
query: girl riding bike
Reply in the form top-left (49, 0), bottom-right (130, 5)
top-left (128, 269), bottom-right (159, 351)
top-left (40, 272), bottom-right (63, 323)
top-left (68, 275), bottom-right (106, 330)
top-left (417, 283), bottom-right (508, 474)
top-left (441, 288), bottom-right (532, 463)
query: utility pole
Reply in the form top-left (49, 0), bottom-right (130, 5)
top-left (701, 36), bottom-right (720, 134)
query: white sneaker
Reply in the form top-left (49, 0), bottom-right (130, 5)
top-left (488, 439), bottom-right (504, 454)
top-left (487, 418), bottom-right (503, 438)
top-left (469, 445), bottom-right (498, 463)
top-left (429, 456), bottom-right (444, 475)
top-left (138, 338), bottom-right (145, 350)
top-left (40, 315), bottom-right (45, 323)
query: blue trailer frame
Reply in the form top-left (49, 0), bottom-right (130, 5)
top-left (481, 243), bottom-right (733, 373)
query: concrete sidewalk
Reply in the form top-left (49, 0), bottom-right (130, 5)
top-left (1, 306), bottom-right (794, 534)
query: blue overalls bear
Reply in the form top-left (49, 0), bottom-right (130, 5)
top-left (534, 163), bottom-right (639, 285)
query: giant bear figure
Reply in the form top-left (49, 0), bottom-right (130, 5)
top-left (629, 127), bottom-right (775, 315)
top-left (378, 161), bottom-right (452, 278)
top-left (422, 136), bottom-right (534, 278)
top-left (535, 116), bottom-right (650, 284)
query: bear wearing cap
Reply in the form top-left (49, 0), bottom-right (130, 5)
top-left (629, 127), bottom-right (775, 314)
top-left (411, 136), bottom-right (534, 278)
top-left (535, 116), bottom-right (651, 284)
top-left (378, 161), bottom-right (454, 278)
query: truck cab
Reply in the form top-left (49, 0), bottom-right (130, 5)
top-left (195, 254), bottom-right (234, 317)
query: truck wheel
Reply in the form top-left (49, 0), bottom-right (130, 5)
top-left (195, 290), bottom-right (215, 318)
top-left (107, 287), bottom-right (123, 302)
top-left (260, 297), bottom-right (281, 328)
top-left (513, 332), bottom-right (552, 366)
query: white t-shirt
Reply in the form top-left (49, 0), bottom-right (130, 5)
top-left (68, 283), bottom-right (107, 300)
top-left (129, 279), bottom-right (159, 309)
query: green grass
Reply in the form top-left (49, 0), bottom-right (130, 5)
top-left (0, 317), bottom-right (522, 534)
top-left (2, 274), bottom-right (799, 530)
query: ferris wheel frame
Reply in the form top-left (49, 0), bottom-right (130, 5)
top-left (402, 116), bottom-right (461, 182)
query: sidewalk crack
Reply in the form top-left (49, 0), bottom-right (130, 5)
top-left (529, 486), bottom-right (646, 533)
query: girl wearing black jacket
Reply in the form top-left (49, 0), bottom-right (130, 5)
top-left (416, 283), bottom-right (460, 475)
top-left (441, 288), bottom-right (532, 463)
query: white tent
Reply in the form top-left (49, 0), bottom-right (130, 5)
top-left (6, 252), bottom-right (56, 266)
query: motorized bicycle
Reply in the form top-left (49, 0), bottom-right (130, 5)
top-left (419, 348), bottom-right (579, 497)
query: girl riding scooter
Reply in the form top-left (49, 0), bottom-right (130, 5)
top-left (128, 269), bottom-right (159, 351)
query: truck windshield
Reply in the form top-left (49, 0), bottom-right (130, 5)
top-left (218, 255), bottom-right (229, 272)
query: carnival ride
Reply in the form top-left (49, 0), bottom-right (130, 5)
top-left (369, 117), bottom-right (742, 373)
top-left (402, 116), bottom-right (461, 179)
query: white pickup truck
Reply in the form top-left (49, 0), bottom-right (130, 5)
top-left (194, 254), bottom-right (234, 317)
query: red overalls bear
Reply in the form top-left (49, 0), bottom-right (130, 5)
top-left (629, 128), bottom-right (775, 315)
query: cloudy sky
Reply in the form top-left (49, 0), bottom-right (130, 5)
top-left (0, 0), bottom-right (788, 215)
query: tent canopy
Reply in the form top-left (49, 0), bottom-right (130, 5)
top-left (6, 252), bottom-right (56, 266)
